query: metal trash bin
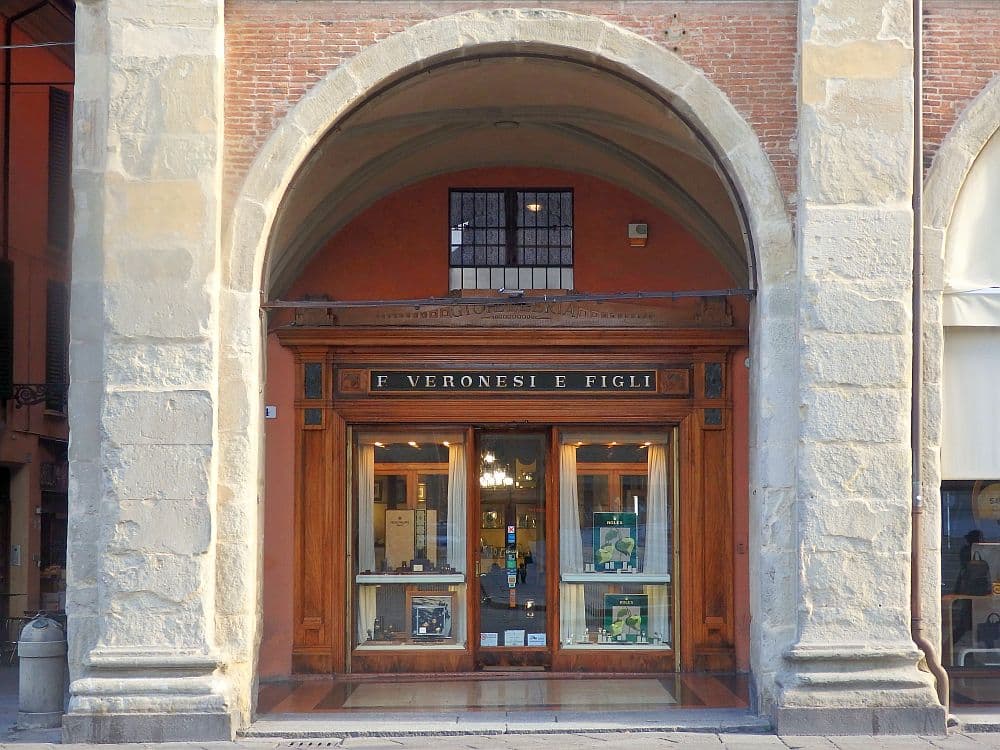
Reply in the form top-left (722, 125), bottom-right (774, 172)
top-left (17, 614), bottom-right (66, 729)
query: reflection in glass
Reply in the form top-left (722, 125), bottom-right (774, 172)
top-left (477, 434), bottom-right (547, 647)
top-left (941, 480), bottom-right (1000, 691)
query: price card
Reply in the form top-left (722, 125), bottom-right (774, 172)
top-left (480, 632), bottom-right (499, 647)
top-left (504, 629), bottom-right (526, 646)
top-left (527, 633), bottom-right (546, 646)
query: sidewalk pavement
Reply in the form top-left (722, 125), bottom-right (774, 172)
top-left (0, 664), bottom-right (999, 747)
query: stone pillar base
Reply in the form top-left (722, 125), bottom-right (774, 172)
top-left (65, 649), bottom-right (238, 743)
top-left (774, 645), bottom-right (947, 736)
top-left (773, 706), bottom-right (946, 736)
top-left (63, 710), bottom-right (238, 743)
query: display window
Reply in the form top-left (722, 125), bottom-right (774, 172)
top-left (942, 480), bottom-right (1000, 675)
top-left (354, 432), bottom-right (468, 650)
top-left (350, 428), bottom-right (677, 660)
top-left (558, 432), bottom-right (674, 649)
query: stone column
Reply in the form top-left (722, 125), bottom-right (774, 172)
top-left (773, 0), bottom-right (945, 734)
top-left (65, 0), bottom-right (237, 741)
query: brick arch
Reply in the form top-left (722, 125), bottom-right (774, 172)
top-left (924, 72), bottom-right (1000, 283)
top-left (217, 7), bottom-right (796, 710)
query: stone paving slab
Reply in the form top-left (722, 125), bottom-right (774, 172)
top-left (2, 734), bottom-right (1000, 749)
top-left (57, 735), bottom-right (1000, 748)
top-left (247, 709), bottom-right (770, 739)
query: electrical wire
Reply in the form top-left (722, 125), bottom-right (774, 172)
top-left (0, 41), bottom-right (72, 49)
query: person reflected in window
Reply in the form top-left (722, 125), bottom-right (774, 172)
top-left (953, 529), bottom-right (985, 648)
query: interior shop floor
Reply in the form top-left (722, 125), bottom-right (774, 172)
top-left (256, 672), bottom-right (750, 714)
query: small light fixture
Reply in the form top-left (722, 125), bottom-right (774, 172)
top-left (628, 222), bottom-right (649, 248)
top-left (408, 441), bottom-right (418, 448)
top-left (374, 442), bottom-right (385, 448)
top-left (443, 441), bottom-right (450, 447)
top-left (525, 202), bottom-right (543, 212)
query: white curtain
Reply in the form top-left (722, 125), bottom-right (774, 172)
top-left (356, 444), bottom-right (377, 642)
top-left (644, 443), bottom-right (671, 645)
top-left (446, 443), bottom-right (467, 573)
top-left (559, 444), bottom-right (587, 643)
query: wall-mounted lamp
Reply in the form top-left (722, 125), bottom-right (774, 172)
top-left (628, 222), bottom-right (648, 248)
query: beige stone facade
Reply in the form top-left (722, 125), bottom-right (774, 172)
top-left (63, 0), bottom-right (999, 742)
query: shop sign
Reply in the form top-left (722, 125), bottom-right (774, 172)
top-left (370, 369), bottom-right (657, 393)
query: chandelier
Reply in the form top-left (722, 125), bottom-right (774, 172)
top-left (479, 451), bottom-right (514, 489)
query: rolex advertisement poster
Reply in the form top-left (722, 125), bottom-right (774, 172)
top-left (604, 594), bottom-right (648, 643)
top-left (593, 512), bottom-right (638, 571)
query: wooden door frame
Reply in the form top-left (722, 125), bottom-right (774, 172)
top-left (279, 324), bottom-right (744, 675)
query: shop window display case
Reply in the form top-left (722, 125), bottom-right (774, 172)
top-left (354, 433), bottom-right (467, 650)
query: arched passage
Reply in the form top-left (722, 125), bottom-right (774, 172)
top-left (922, 73), bottom-right (1000, 703)
top-left (219, 8), bottom-right (795, 717)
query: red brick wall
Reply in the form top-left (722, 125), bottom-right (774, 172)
top-left (924, 1), bottom-right (1000, 169)
top-left (224, 1), bottom-right (797, 206)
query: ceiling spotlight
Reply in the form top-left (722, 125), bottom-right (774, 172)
top-left (525, 203), bottom-right (543, 212)
top-left (408, 441), bottom-right (419, 448)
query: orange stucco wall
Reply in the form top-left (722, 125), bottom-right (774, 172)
top-left (261, 167), bottom-right (751, 676)
top-left (0, 24), bottom-right (73, 617)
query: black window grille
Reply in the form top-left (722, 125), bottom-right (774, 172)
top-left (47, 88), bottom-right (71, 253)
top-left (449, 188), bottom-right (573, 290)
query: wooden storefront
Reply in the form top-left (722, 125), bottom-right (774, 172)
top-left (277, 297), bottom-right (746, 676)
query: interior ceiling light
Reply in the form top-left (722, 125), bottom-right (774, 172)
top-left (525, 203), bottom-right (543, 212)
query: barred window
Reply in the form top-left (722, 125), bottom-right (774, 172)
top-left (449, 189), bottom-right (573, 291)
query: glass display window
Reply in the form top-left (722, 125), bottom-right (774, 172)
top-left (354, 432), bottom-right (467, 649)
top-left (558, 431), bottom-right (674, 650)
top-left (941, 480), bottom-right (1000, 674)
top-left (476, 433), bottom-right (549, 651)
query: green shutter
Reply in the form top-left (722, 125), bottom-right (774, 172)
top-left (45, 280), bottom-right (68, 411)
top-left (0, 261), bottom-right (11, 400)
top-left (47, 88), bottom-right (71, 253)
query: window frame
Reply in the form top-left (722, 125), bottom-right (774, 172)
top-left (448, 187), bottom-right (574, 290)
